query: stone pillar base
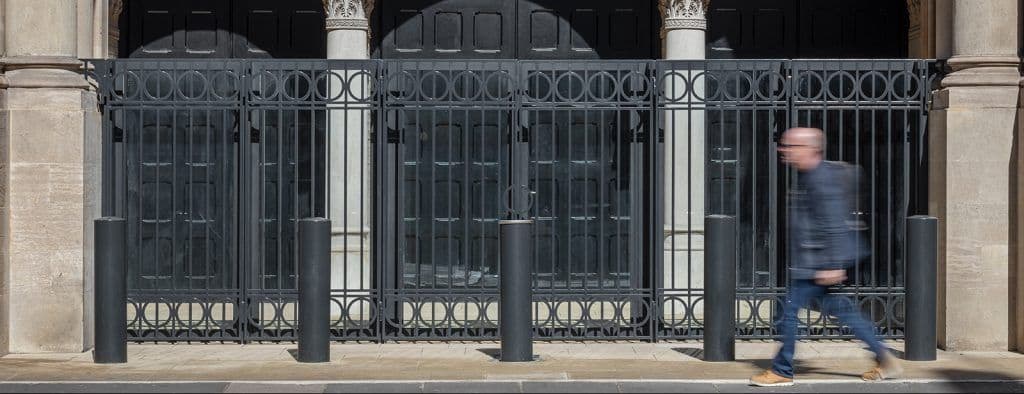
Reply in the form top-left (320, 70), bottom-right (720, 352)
top-left (931, 67), bottom-right (1019, 351)
top-left (1, 67), bottom-right (98, 353)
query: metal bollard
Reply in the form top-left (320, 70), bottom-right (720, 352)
top-left (298, 218), bottom-right (331, 363)
top-left (94, 217), bottom-right (127, 364)
top-left (906, 215), bottom-right (937, 361)
top-left (500, 219), bottom-right (534, 362)
top-left (704, 215), bottom-right (736, 362)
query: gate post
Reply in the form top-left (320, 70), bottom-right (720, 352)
top-left (704, 215), bottom-right (736, 361)
top-left (500, 219), bottom-right (534, 362)
top-left (298, 218), bottom-right (331, 363)
top-left (906, 215), bottom-right (937, 361)
top-left (94, 217), bottom-right (127, 364)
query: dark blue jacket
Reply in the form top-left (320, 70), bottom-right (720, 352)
top-left (788, 161), bottom-right (863, 280)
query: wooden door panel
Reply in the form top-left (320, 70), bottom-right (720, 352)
top-left (381, 0), bottom-right (516, 59)
top-left (517, 0), bottom-right (654, 59)
top-left (125, 0), bottom-right (325, 59)
top-left (127, 0), bottom-right (232, 58)
top-left (707, 0), bottom-right (906, 59)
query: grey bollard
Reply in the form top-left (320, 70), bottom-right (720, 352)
top-left (906, 216), bottom-right (937, 361)
top-left (94, 217), bottom-right (127, 364)
top-left (704, 215), bottom-right (736, 362)
top-left (500, 219), bottom-right (534, 362)
top-left (298, 218), bottom-right (331, 363)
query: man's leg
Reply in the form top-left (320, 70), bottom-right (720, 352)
top-left (820, 292), bottom-right (902, 380)
top-left (770, 280), bottom-right (822, 378)
top-left (820, 293), bottom-right (888, 359)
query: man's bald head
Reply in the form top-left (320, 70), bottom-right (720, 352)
top-left (783, 127), bottom-right (825, 153)
top-left (779, 127), bottom-right (825, 171)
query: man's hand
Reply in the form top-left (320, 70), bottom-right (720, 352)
top-left (814, 269), bottom-right (847, 286)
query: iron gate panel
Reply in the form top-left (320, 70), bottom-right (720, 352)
top-left (381, 60), bottom-right (516, 339)
top-left (654, 60), bottom-right (792, 340)
top-left (93, 59), bottom-right (247, 341)
top-left (653, 59), bottom-right (937, 340)
top-left (519, 61), bottom-right (653, 339)
top-left (92, 58), bottom-right (938, 343)
top-left (244, 60), bottom-right (381, 341)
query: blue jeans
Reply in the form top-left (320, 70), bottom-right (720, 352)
top-left (771, 279), bottom-right (889, 378)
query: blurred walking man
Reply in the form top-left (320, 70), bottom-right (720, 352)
top-left (749, 127), bottom-right (901, 387)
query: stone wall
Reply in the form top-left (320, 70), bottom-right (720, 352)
top-left (0, 0), bottom-right (101, 354)
top-left (930, 0), bottom-right (1020, 351)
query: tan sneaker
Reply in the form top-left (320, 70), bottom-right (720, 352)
top-left (749, 370), bottom-right (795, 387)
top-left (862, 354), bottom-right (902, 381)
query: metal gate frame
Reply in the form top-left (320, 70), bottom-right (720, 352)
top-left (89, 58), bottom-right (939, 343)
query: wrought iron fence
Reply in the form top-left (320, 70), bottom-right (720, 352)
top-left (89, 58), bottom-right (938, 342)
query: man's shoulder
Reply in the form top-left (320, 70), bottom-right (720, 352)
top-left (811, 161), bottom-right (845, 180)
top-left (821, 160), bottom-right (851, 172)
top-left (808, 161), bottom-right (853, 194)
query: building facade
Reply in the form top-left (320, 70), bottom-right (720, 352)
top-left (0, 0), bottom-right (1021, 354)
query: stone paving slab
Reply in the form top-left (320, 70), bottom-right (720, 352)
top-left (3, 380), bottom-right (1024, 393)
top-left (0, 342), bottom-right (1022, 392)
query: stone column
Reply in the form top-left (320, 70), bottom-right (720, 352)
top-left (659, 0), bottom-right (707, 322)
top-left (324, 0), bottom-right (374, 321)
top-left (1017, 76), bottom-right (1024, 352)
top-left (1, 0), bottom-right (97, 353)
top-left (929, 0), bottom-right (1020, 351)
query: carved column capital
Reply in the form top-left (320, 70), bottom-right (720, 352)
top-left (323, 0), bottom-right (375, 31)
top-left (659, 0), bottom-right (710, 31)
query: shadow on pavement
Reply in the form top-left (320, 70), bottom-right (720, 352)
top-left (476, 348), bottom-right (501, 360)
top-left (731, 358), bottom-right (863, 379)
top-left (672, 347), bottom-right (704, 360)
top-left (933, 368), bottom-right (1024, 393)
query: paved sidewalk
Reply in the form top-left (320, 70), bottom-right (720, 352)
top-left (1, 342), bottom-right (1023, 392)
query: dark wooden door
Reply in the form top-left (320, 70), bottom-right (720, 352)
top-left (123, 0), bottom-right (325, 58)
top-left (707, 0), bottom-right (907, 59)
top-left (379, 0), bottom-right (658, 59)
top-left (517, 0), bottom-right (655, 59)
top-left (125, 0), bottom-right (233, 58)
top-left (380, 0), bottom-right (517, 59)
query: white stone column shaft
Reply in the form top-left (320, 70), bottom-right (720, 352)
top-left (659, 0), bottom-right (708, 322)
top-left (324, 0), bottom-right (374, 320)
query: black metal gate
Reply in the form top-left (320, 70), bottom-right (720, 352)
top-left (90, 58), bottom-right (938, 342)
